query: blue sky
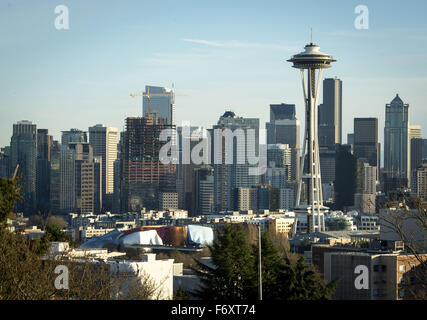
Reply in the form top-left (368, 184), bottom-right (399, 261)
top-left (1, 0), bottom-right (427, 150)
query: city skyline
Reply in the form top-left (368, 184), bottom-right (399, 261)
top-left (1, 1), bottom-right (427, 149)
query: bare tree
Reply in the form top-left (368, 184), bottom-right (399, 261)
top-left (379, 198), bottom-right (427, 299)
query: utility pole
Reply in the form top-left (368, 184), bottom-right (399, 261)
top-left (258, 223), bottom-right (262, 300)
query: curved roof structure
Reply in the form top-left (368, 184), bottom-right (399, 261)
top-left (287, 43), bottom-right (336, 69)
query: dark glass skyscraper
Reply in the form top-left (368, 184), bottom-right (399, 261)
top-left (61, 129), bottom-right (87, 146)
top-left (384, 94), bottom-right (410, 188)
top-left (354, 118), bottom-right (379, 180)
top-left (266, 103), bottom-right (300, 181)
top-left (318, 78), bottom-right (342, 148)
top-left (10, 120), bottom-right (37, 215)
top-left (36, 129), bottom-right (53, 213)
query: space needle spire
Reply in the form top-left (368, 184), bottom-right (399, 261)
top-left (287, 40), bottom-right (336, 235)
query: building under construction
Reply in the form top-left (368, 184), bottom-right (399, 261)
top-left (120, 116), bottom-right (176, 212)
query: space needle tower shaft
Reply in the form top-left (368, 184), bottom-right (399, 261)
top-left (287, 41), bottom-right (336, 235)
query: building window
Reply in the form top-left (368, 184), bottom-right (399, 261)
top-left (399, 290), bottom-right (405, 298)
top-left (399, 265), bottom-right (406, 273)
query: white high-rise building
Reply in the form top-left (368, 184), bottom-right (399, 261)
top-left (89, 124), bottom-right (118, 210)
top-left (363, 162), bottom-right (377, 195)
top-left (409, 125), bottom-right (422, 140)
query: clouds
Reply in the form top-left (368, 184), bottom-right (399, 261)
top-left (183, 38), bottom-right (298, 51)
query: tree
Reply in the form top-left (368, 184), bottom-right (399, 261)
top-left (0, 176), bottom-right (22, 227)
top-left (380, 200), bottom-right (427, 299)
top-left (193, 224), bottom-right (257, 300)
top-left (0, 176), bottom-right (158, 300)
top-left (254, 231), bottom-right (336, 300)
top-left (194, 224), bottom-right (336, 300)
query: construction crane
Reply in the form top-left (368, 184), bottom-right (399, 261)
top-left (12, 164), bottom-right (19, 180)
top-left (130, 86), bottom-right (187, 116)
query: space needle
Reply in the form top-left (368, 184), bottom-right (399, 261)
top-left (287, 39), bottom-right (336, 235)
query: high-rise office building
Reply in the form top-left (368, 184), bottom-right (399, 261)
top-left (89, 124), bottom-right (118, 211)
top-left (54, 142), bottom-right (100, 214)
top-left (267, 144), bottom-right (292, 170)
top-left (112, 158), bottom-right (121, 214)
top-left (423, 139), bottom-right (427, 160)
top-left (49, 141), bottom-right (61, 214)
top-left (59, 146), bottom-right (75, 213)
top-left (36, 129), bottom-right (53, 213)
top-left (93, 156), bottom-right (103, 214)
top-left (354, 118), bottom-right (379, 180)
top-left (212, 111), bottom-right (259, 212)
top-left (0, 147), bottom-right (10, 178)
top-left (232, 187), bottom-right (257, 212)
top-left (409, 125), bottom-right (421, 140)
top-left (176, 125), bottom-right (207, 215)
top-left (384, 94), bottom-right (410, 189)
top-left (266, 104), bottom-right (300, 181)
top-left (318, 78), bottom-right (342, 148)
top-left (142, 85), bottom-right (175, 125)
top-left (195, 165), bottom-right (214, 215)
top-left (68, 143), bottom-right (97, 214)
top-left (120, 116), bottom-right (176, 212)
top-left (10, 120), bottom-right (37, 215)
top-left (319, 146), bottom-right (336, 185)
top-left (415, 161), bottom-right (427, 200)
top-left (266, 144), bottom-right (292, 192)
top-left (410, 138), bottom-right (423, 192)
top-left (61, 129), bottom-right (87, 146)
top-left (335, 144), bottom-right (365, 210)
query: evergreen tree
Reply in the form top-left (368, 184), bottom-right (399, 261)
top-left (195, 224), bottom-right (337, 300)
top-left (193, 224), bottom-right (257, 300)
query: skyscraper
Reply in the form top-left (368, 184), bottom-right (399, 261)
top-left (10, 120), bottom-right (37, 215)
top-left (410, 138), bottom-right (423, 192)
top-left (384, 94), bottom-right (410, 189)
top-left (212, 111), bottom-right (259, 212)
top-left (409, 125), bottom-right (421, 140)
top-left (142, 85), bottom-right (175, 125)
top-left (61, 129), bottom-right (87, 146)
top-left (415, 160), bottom-right (427, 200)
top-left (176, 125), bottom-right (208, 215)
top-left (195, 165), bottom-right (214, 215)
top-left (89, 124), bottom-right (118, 212)
top-left (0, 147), bottom-right (11, 179)
top-left (68, 143), bottom-right (97, 214)
top-left (120, 116), bottom-right (176, 212)
top-left (266, 103), bottom-right (300, 181)
top-left (59, 145), bottom-right (76, 213)
top-left (318, 78), bottom-right (342, 148)
top-left (354, 118), bottom-right (379, 180)
top-left (36, 129), bottom-right (53, 213)
top-left (49, 141), bottom-right (61, 214)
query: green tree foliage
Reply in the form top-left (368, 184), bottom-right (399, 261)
top-left (0, 176), bottom-right (156, 300)
top-left (0, 177), bottom-right (22, 227)
top-left (194, 224), bottom-right (257, 300)
top-left (44, 224), bottom-right (74, 245)
top-left (195, 224), bottom-right (336, 300)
